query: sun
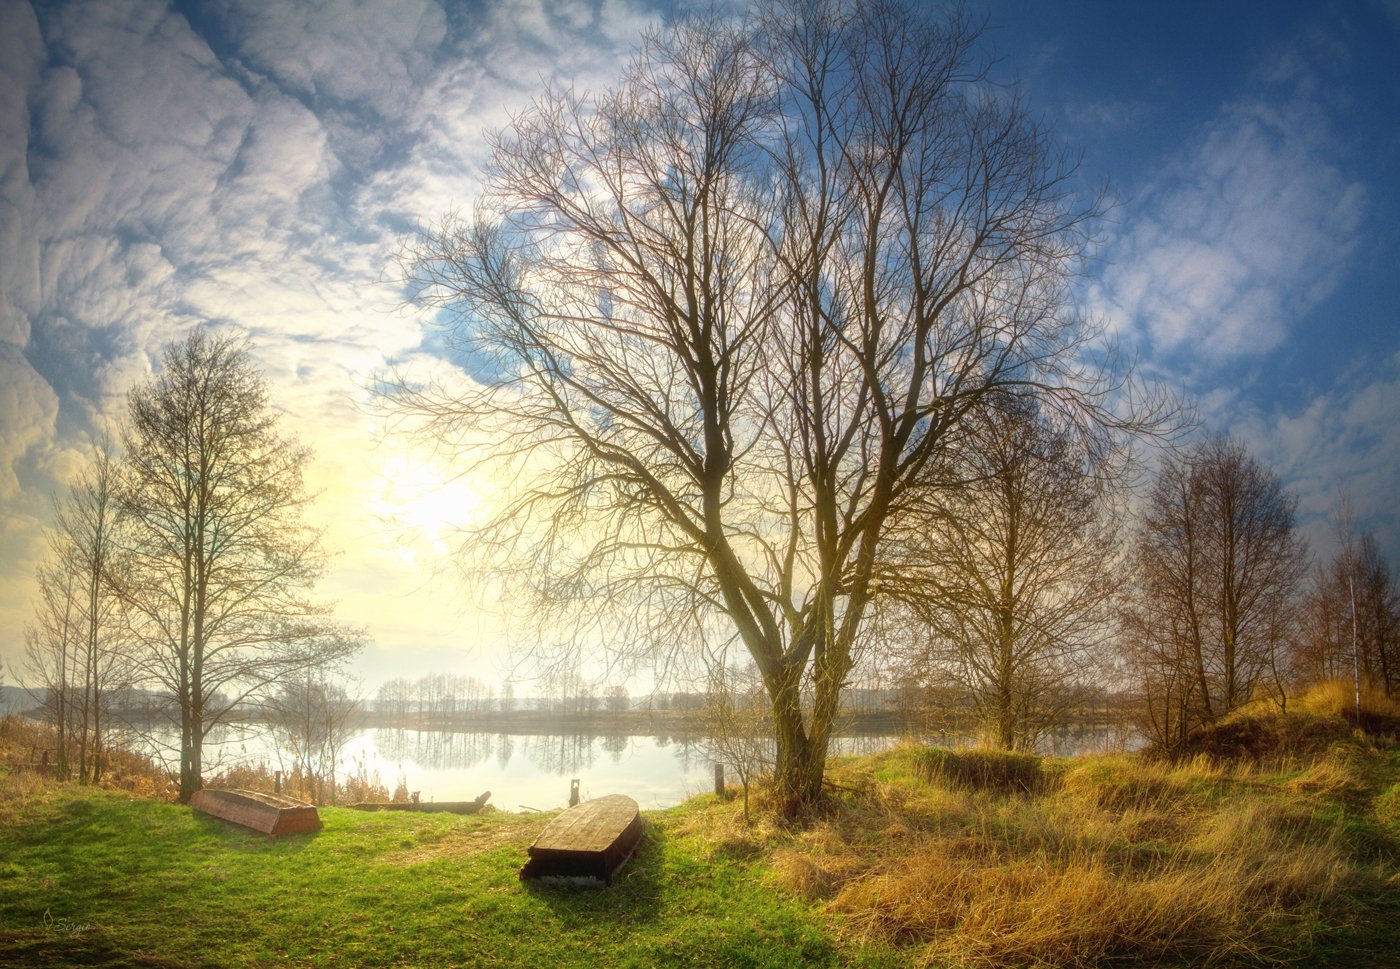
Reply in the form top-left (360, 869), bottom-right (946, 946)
top-left (373, 449), bottom-right (482, 559)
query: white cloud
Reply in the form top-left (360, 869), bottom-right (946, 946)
top-left (1092, 61), bottom-right (1366, 371)
top-left (0, 345), bottom-right (59, 502)
top-left (1233, 349), bottom-right (1400, 564)
top-left (205, 0), bottom-right (448, 119)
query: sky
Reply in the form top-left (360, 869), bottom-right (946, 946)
top-left (1, 0), bottom-right (1397, 692)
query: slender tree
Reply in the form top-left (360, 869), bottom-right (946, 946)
top-left (887, 399), bottom-right (1122, 751)
top-left (700, 661), bottom-right (773, 821)
top-left (118, 328), bottom-right (360, 802)
top-left (392, 0), bottom-right (1159, 813)
top-left (20, 432), bottom-right (132, 782)
top-left (21, 552), bottom-right (80, 776)
top-left (1296, 517), bottom-right (1399, 697)
top-left (267, 671), bottom-right (362, 805)
top-left (1122, 435), bottom-right (1306, 750)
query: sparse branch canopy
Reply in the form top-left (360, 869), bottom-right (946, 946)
top-left (1122, 435), bottom-right (1306, 751)
top-left (118, 327), bottom-right (361, 802)
top-left (20, 431), bottom-right (132, 784)
top-left (884, 398), bottom-right (1124, 752)
top-left (393, 0), bottom-right (1158, 814)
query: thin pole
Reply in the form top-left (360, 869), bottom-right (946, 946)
top-left (1350, 572), bottom-right (1361, 725)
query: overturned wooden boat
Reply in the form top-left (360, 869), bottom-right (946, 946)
top-left (190, 788), bottom-right (322, 836)
top-left (350, 791), bottom-right (491, 814)
top-left (520, 794), bottom-right (643, 885)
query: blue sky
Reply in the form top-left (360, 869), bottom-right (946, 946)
top-left (1, 0), bottom-right (1396, 688)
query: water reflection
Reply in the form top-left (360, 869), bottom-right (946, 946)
top-left (182, 724), bottom-right (1132, 811)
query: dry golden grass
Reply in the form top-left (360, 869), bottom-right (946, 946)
top-left (1299, 678), bottom-right (1400, 723)
top-left (913, 746), bottom-right (1046, 794)
top-left (0, 714), bottom-right (175, 799)
top-left (1376, 783), bottom-right (1400, 829)
top-left (0, 768), bottom-right (55, 825)
top-left (758, 739), bottom-right (1382, 968)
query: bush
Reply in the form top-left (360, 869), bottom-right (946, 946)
top-left (1174, 711), bottom-right (1353, 762)
top-left (914, 747), bottom-right (1046, 795)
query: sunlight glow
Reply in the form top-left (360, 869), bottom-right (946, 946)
top-left (371, 449), bottom-right (482, 560)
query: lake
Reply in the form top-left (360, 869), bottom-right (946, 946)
top-left (181, 723), bottom-right (1135, 811)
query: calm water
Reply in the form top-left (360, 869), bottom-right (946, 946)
top-left (180, 723), bottom-right (1132, 811)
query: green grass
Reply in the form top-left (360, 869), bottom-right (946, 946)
top-left (0, 781), bottom-right (887, 968)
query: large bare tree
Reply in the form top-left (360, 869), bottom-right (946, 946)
top-left (118, 328), bottom-right (360, 802)
top-left (393, 0), bottom-right (1153, 813)
top-left (886, 399), bottom-right (1122, 751)
top-left (1122, 435), bottom-right (1306, 750)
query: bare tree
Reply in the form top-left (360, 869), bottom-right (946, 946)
top-left (117, 328), bottom-right (361, 802)
top-left (1295, 507), bottom-right (1399, 697)
top-left (21, 553), bottom-right (81, 776)
top-left (700, 661), bottom-right (773, 821)
top-left (391, 0), bottom-right (1159, 813)
top-left (886, 399), bottom-right (1122, 751)
top-left (375, 677), bottom-right (412, 724)
top-left (20, 432), bottom-right (133, 782)
top-left (605, 684), bottom-right (630, 715)
top-left (1121, 435), bottom-right (1306, 750)
top-left (267, 671), bottom-right (362, 805)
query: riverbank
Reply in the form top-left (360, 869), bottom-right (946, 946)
top-left (1, 712), bottom-right (1397, 967)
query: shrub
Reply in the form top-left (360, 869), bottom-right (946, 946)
top-left (913, 747), bottom-right (1046, 795)
top-left (1174, 710), bottom-right (1353, 762)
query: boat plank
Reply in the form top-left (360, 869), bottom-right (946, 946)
top-left (350, 791), bottom-right (491, 814)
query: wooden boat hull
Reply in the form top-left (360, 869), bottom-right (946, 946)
top-left (190, 789), bottom-right (322, 836)
top-left (350, 791), bottom-right (491, 814)
top-left (520, 794), bottom-right (642, 885)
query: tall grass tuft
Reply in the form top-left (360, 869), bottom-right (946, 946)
top-left (1298, 678), bottom-right (1400, 735)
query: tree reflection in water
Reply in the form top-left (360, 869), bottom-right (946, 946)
top-left (180, 725), bottom-right (1133, 810)
top-left (376, 728), bottom-right (494, 771)
top-left (374, 728), bottom-right (641, 775)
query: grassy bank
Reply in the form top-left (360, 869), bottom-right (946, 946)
top-left (2, 714), bottom-right (1398, 967)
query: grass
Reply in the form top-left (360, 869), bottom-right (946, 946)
top-left (2, 706), bottom-right (1398, 967)
top-left (0, 778), bottom-right (877, 968)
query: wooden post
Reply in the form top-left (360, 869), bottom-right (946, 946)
top-left (274, 770), bottom-right (283, 794)
top-left (714, 762), bottom-right (725, 796)
top-left (569, 778), bottom-right (580, 806)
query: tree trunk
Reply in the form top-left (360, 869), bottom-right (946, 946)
top-left (769, 667), bottom-right (822, 817)
top-left (178, 694), bottom-right (203, 803)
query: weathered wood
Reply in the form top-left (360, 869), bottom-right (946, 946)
top-left (349, 790), bottom-right (492, 814)
top-left (520, 794), bottom-right (643, 885)
top-left (190, 789), bottom-right (322, 836)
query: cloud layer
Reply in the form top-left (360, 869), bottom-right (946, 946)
top-left (0, 0), bottom-right (1395, 687)
top-left (0, 0), bottom-right (661, 684)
